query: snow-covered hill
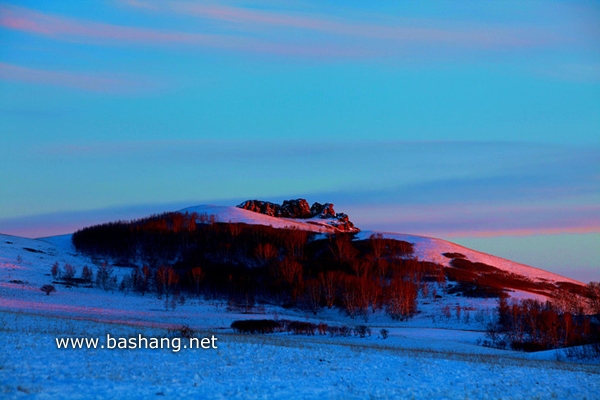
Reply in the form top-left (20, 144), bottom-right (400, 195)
top-left (0, 203), bottom-right (583, 301)
top-left (181, 204), bottom-right (583, 287)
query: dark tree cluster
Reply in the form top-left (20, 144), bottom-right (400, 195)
top-left (72, 213), bottom-right (436, 320)
top-left (496, 297), bottom-right (599, 352)
top-left (230, 318), bottom-right (370, 337)
top-left (445, 257), bottom-right (585, 301)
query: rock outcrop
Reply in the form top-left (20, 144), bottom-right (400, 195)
top-left (237, 199), bottom-right (359, 232)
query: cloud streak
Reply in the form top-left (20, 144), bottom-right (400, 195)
top-left (1, 3), bottom-right (564, 61)
top-left (165, 2), bottom-right (550, 49)
top-left (0, 5), bottom-right (372, 59)
top-left (0, 5), bottom-right (219, 45)
top-left (347, 202), bottom-right (600, 238)
top-left (0, 62), bottom-right (154, 93)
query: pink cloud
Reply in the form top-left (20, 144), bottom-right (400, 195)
top-left (0, 5), bottom-right (215, 45)
top-left (0, 5), bottom-right (373, 59)
top-left (0, 62), bottom-right (154, 93)
top-left (351, 203), bottom-right (600, 238)
top-left (0, 3), bottom-right (559, 62)
top-left (132, 1), bottom-right (557, 50)
top-left (441, 226), bottom-right (600, 238)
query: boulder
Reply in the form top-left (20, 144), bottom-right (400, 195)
top-left (236, 198), bottom-right (359, 232)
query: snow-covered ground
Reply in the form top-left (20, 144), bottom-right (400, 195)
top-left (0, 209), bottom-right (598, 398)
top-left (2, 310), bottom-right (599, 399)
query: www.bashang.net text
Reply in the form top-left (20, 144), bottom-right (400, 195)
top-left (55, 334), bottom-right (218, 352)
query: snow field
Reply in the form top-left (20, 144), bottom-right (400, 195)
top-left (1, 311), bottom-right (599, 399)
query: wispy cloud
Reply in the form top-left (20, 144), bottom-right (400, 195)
top-left (163, 1), bottom-right (549, 49)
top-left (0, 5), bottom-right (217, 46)
top-left (0, 62), bottom-right (155, 93)
top-left (347, 202), bottom-right (600, 237)
top-left (0, 5), bottom-right (372, 59)
top-left (1, 3), bottom-right (563, 61)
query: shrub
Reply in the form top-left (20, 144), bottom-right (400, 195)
top-left (480, 323), bottom-right (507, 349)
top-left (380, 328), bottom-right (389, 339)
top-left (317, 322), bottom-right (328, 335)
top-left (442, 252), bottom-right (466, 259)
top-left (354, 325), bottom-right (371, 338)
top-left (338, 326), bottom-right (352, 337)
top-left (327, 326), bottom-right (340, 337)
top-left (40, 284), bottom-right (56, 296)
top-left (231, 319), bottom-right (282, 334)
top-left (288, 321), bottom-right (316, 335)
top-left (177, 325), bottom-right (196, 339)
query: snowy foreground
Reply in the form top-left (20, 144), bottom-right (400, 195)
top-left (0, 229), bottom-right (599, 398)
top-left (2, 309), bottom-right (600, 400)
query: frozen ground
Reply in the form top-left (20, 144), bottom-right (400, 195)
top-left (2, 311), bottom-right (599, 399)
top-left (0, 224), bottom-right (598, 398)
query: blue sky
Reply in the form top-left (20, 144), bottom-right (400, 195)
top-left (0, 1), bottom-right (598, 282)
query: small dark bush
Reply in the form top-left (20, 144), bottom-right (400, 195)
top-left (380, 328), bottom-right (389, 339)
top-left (327, 326), bottom-right (340, 337)
top-left (480, 323), bottom-right (507, 349)
top-left (231, 319), bottom-right (281, 334)
top-left (317, 323), bottom-right (328, 335)
top-left (177, 325), bottom-right (195, 339)
top-left (511, 341), bottom-right (549, 352)
top-left (40, 284), bottom-right (56, 296)
top-left (450, 258), bottom-right (500, 274)
top-left (354, 325), bottom-right (371, 338)
top-left (339, 326), bottom-right (352, 337)
top-left (447, 282), bottom-right (505, 298)
top-left (288, 321), bottom-right (316, 335)
top-left (442, 252), bottom-right (466, 259)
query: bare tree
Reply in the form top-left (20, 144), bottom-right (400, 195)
top-left (156, 265), bottom-right (179, 301)
top-left (319, 271), bottom-right (338, 308)
top-left (63, 263), bottom-right (76, 280)
top-left (190, 266), bottom-right (205, 297)
top-left (305, 279), bottom-right (321, 315)
top-left (330, 234), bottom-right (358, 266)
top-left (96, 262), bottom-right (115, 291)
top-left (51, 262), bottom-right (60, 279)
top-left (275, 257), bottom-right (303, 302)
top-left (81, 265), bottom-right (94, 284)
top-left (255, 243), bottom-right (279, 267)
top-left (385, 278), bottom-right (418, 320)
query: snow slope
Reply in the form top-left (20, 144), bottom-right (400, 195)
top-left (356, 231), bottom-right (583, 286)
top-left (180, 204), bottom-right (343, 233)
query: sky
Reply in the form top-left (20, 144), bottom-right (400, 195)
top-left (0, 1), bottom-right (598, 282)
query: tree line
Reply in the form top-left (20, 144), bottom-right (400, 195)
top-left (482, 296), bottom-right (600, 352)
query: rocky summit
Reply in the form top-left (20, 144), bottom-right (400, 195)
top-left (236, 199), bottom-right (359, 232)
